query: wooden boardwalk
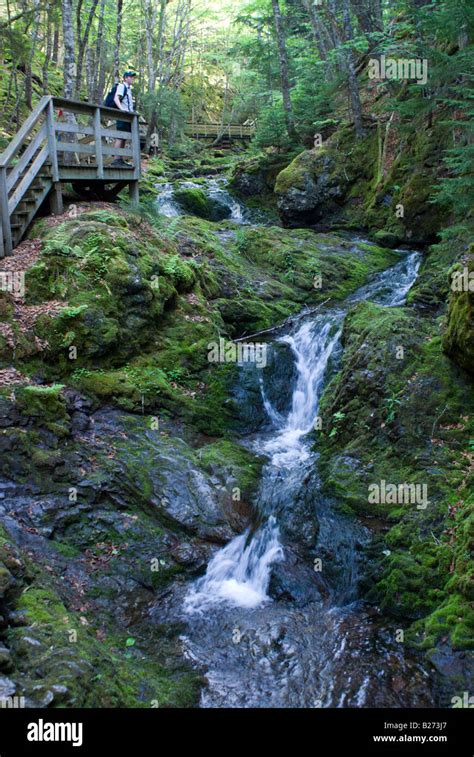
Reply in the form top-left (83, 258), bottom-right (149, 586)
top-left (184, 122), bottom-right (255, 140)
top-left (0, 95), bottom-right (141, 256)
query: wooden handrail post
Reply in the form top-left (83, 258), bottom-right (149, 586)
top-left (46, 99), bottom-right (59, 182)
top-left (131, 113), bottom-right (140, 180)
top-left (0, 167), bottom-right (12, 256)
top-left (94, 107), bottom-right (104, 179)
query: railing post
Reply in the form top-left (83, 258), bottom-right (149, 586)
top-left (94, 107), bottom-right (104, 179)
top-left (46, 99), bottom-right (59, 182)
top-left (47, 98), bottom-right (63, 216)
top-left (131, 113), bottom-right (140, 180)
top-left (0, 167), bottom-right (12, 256)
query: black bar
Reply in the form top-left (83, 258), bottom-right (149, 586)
top-left (0, 708), bottom-right (471, 755)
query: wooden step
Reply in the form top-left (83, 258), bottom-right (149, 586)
top-left (11, 209), bottom-right (31, 216)
top-left (26, 185), bottom-right (47, 195)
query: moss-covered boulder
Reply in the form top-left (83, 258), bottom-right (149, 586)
top-left (443, 251), bottom-right (474, 375)
top-left (174, 187), bottom-right (231, 221)
top-left (275, 148), bottom-right (350, 226)
top-left (230, 153), bottom-right (295, 196)
top-left (24, 212), bottom-right (197, 372)
top-left (273, 120), bottom-right (451, 244)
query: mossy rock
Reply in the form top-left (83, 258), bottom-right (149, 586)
top-left (174, 187), bottom-right (231, 221)
top-left (443, 252), bottom-right (474, 375)
top-left (15, 385), bottom-right (67, 423)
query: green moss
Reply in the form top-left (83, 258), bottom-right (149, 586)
top-left (174, 187), bottom-right (230, 221)
top-left (15, 384), bottom-right (67, 423)
top-left (442, 252), bottom-right (474, 374)
top-left (198, 439), bottom-right (264, 497)
top-left (317, 295), bottom-right (474, 654)
top-left (11, 581), bottom-right (201, 707)
top-left (409, 594), bottom-right (474, 651)
top-left (274, 149), bottom-right (325, 194)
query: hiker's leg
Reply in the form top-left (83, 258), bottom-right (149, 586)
top-left (113, 138), bottom-right (126, 161)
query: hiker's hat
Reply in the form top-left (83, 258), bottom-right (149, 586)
top-left (123, 71), bottom-right (137, 78)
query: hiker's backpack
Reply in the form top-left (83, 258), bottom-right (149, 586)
top-left (104, 83), bottom-right (129, 109)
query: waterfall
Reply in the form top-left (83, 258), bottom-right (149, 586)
top-left (206, 179), bottom-right (245, 223)
top-left (155, 183), bottom-right (181, 217)
top-left (184, 516), bottom-right (283, 613)
top-left (184, 314), bottom-right (343, 613)
top-left (155, 178), bottom-right (247, 223)
top-left (183, 252), bottom-right (421, 614)
top-left (262, 318), bottom-right (343, 467)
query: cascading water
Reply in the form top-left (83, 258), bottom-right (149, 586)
top-left (177, 249), bottom-right (435, 708)
top-left (155, 182), bottom-right (182, 217)
top-left (184, 252), bottom-right (422, 618)
top-left (184, 516), bottom-right (283, 612)
top-left (155, 178), bottom-right (247, 223)
top-left (205, 178), bottom-right (245, 223)
top-left (262, 317), bottom-right (343, 466)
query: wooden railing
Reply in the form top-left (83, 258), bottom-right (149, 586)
top-left (184, 122), bottom-right (255, 139)
top-left (52, 96), bottom-right (140, 178)
top-left (0, 95), bottom-right (140, 255)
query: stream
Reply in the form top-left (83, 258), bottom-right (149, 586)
top-left (154, 177), bottom-right (437, 708)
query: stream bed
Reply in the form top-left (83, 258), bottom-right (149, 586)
top-left (150, 177), bottom-right (439, 708)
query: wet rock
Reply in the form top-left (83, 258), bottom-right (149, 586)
top-left (443, 252), bottom-right (474, 375)
top-left (1, 495), bottom-right (91, 540)
top-left (269, 548), bottom-right (325, 605)
top-left (170, 541), bottom-right (206, 568)
top-left (50, 684), bottom-right (69, 702)
top-left (70, 411), bottom-right (90, 432)
top-left (15, 636), bottom-right (42, 657)
top-left (275, 150), bottom-right (347, 227)
top-left (174, 188), bottom-right (231, 222)
top-left (0, 481), bottom-right (18, 500)
top-left (0, 643), bottom-right (13, 672)
top-left (6, 610), bottom-right (28, 627)
top-left (230, 155), bottom-right (292, 196)
top-left (30, 685), bottom-right (55, 708)
top-left (0, 565), bottom-right (13, 598)
top-left (92, 411), bottom-right (235, 542)
top-left (0, 676), bottom-right (16, 699)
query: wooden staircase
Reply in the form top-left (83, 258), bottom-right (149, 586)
top-left (0, 95), bottom-right (141, 257)
top-left (8, 167), bottom-right (53, 249)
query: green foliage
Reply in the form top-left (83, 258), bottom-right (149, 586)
top-left (254, 101), bottom-right (290, 151)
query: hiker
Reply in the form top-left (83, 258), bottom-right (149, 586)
top-left (111, 71), bottom-right (136, 167)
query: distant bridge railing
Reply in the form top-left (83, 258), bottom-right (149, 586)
top-left (183, 122), bottom-right (255, 140)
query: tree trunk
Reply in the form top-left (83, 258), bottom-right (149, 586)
top-left (43, 2), bottom-right (53, 93)
top-left (75, 0), bottom-right (100, 97)
top-left (371, 0), bottom-right (383, 32)
top-left (62, 0), bottom-right (76, 99)
top-left (351, 0), bottom-right (383, 33)
top-left (86, 46), bottom-right (95, 100)
top-left (94, 0), bottom-right (107, 103)
top-left (145, 0), bottom-right (167, 152)
top-left (52, 13), bottom-right (60, 64)
top-left (113, 0), bottom-right (124, 82)
top-left (271, 0), bottom-right (297, 142)
top-left (342, 0), bottom-right (364, 138)
top-left (24, 0), bottom-right (41, 109)
top-left (301, 0), bottom-right (328, 60)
